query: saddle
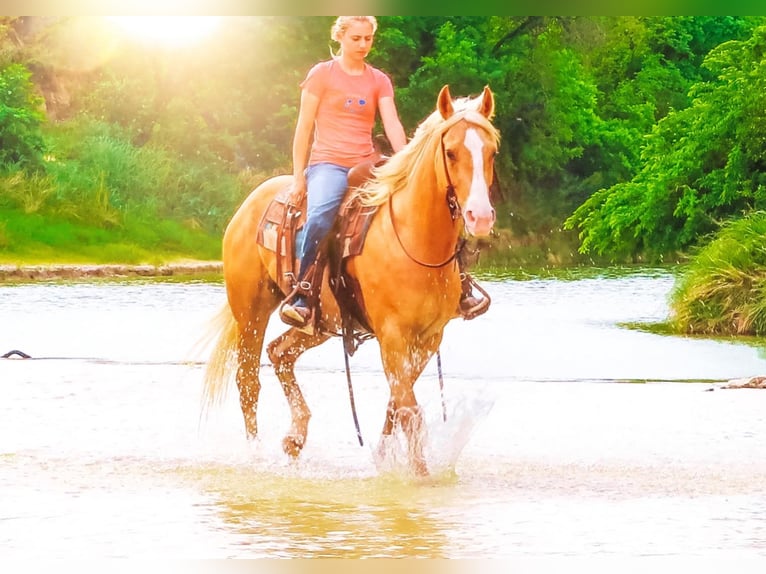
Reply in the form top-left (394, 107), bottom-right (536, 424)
top-left (255, 161), bottom-right (380, 351)
top-left (255, 185), bottom-right (306, 296)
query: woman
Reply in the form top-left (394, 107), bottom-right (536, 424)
top-left (278, 16), bottom-right (406, 328)
top-left (280, 16), bottom-right (484, 329)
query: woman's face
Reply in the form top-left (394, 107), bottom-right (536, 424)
top-left (339, 20), bottom-right (374, 62)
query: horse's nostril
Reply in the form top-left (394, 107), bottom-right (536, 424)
top-left (465, 209), bottom-right (494, 226)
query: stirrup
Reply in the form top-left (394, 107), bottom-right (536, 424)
top-left (458, 276), bottom-right (492, 320)
top-left (459, 294), bottom-right (490, 320)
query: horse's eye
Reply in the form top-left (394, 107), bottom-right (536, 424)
top-left (446, 150), bottom-right (456, 161)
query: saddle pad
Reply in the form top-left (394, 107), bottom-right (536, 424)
top-left (338, 197), bottom-right (379, 259)
top-left (256, 186), bottom-right (305, 256)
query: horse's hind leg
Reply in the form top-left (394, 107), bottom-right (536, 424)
top-left (267, 329), bottom-right (329, 457)
top-left (235, 313), bottom-right (271, 439)
top-left (376, 396), bottom-right (397, 459)
top-left (230, 272), bottom-right (282, 439)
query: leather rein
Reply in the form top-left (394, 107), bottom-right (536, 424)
top-left (387, 130), bottom-right (466, 269)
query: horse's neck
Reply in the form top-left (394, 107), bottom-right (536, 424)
top-left (392, 165), bottom-right (460, 257)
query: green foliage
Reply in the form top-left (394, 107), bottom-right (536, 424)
top-left (42, 116), bottom-right (244, 232)
top-left (0, 170), bottom-right (54, 213)
top-left (0, 63), bottom-right (46, 168)
top-left (388, 16), bottom-right (761, 246)
top-left (0, 19), bottom-right (20, 66)
top-left (393, 17), bottom-right (603, 235)
top-left (370, 17), bottom-right (423, 86)
top-left (566, 23), bottom-right (766, 262)
top-left (669, 212), bottom-right (766, 336)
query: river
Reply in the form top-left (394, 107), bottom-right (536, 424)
top-left (2, 269), bottom-right (766, 560)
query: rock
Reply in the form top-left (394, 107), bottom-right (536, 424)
top-left (722, 376), bottom-right (766, 389)
top-left (2, 349), bottom-right (31, 359)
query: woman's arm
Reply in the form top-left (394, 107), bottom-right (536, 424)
top-left (291, 88), bottom-right (320, 197)
top-left (378, 96), bottom-right (407, 153)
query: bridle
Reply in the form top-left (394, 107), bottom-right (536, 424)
top-left (442, 132), bottom-right (462, 223)
top-left (388, 123), bottom-right (475, 269)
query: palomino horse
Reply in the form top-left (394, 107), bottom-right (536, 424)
top-left (202, 84), bottom-right (500, 476)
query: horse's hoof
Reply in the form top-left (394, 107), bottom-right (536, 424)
top-left (282, 434), bottom-right (305, 458)
top-left (244, 420), bottom-right (258, 440)
top-left (375, 442), bottom-right (388, 462)
top-left (413, 458), bottom-right (429, 477)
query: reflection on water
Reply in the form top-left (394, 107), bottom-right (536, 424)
top-left (2, 270), bottom-right (766, 558)
top-left (197, 468), bottom-right (452, 558)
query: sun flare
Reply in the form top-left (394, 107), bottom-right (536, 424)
top-left (106, 16), bottom-right (222, 46)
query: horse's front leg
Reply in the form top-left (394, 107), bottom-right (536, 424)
top-left (267, 328), bottom-right (329, 457)
top-left (393, 388), bottom-right (428, 477)
top-left (379, 335), bottom-right (437, 477)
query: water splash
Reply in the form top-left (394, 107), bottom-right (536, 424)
top-left (372, 389), bottom-right (496, 479)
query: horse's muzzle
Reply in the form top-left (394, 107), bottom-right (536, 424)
top-left (464, 207), bottom-right (496, 236)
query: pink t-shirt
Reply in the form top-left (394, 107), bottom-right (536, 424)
top-left (301, 59), bottom-right (394, 168)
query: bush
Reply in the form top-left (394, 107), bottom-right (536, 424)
top-left (669, 211), bottom-right (766, 335)
top-left (43, 115), bottom-right (246, 232)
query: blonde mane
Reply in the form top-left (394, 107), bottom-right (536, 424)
top-left (359, 93), bottom-right (501, 206)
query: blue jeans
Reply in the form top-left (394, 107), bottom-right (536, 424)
top-left (297, 162), bottom-right (350, 281)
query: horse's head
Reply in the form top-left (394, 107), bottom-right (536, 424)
top-left (436, 84), bottom-right (498, 237)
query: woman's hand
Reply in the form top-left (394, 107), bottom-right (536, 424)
top-left (288, 173), bottom-right (307, 208)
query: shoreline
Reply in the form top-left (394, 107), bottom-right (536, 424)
top-left (0, 261), bottom-right (223, 282)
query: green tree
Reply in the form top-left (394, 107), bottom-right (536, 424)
top-left (565, 23), bottom-right (766, 261)
top-left (0, 62), bottom-right (46, 169)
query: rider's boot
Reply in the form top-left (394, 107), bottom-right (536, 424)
top-left (280, 290), bottom-right (312, 328)
top-left (279, 258), bottom-right (324, 330)
top-left (458, 265), bottom-right (490, 320)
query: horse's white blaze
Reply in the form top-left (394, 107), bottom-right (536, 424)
top-left (465, 128), bottom-right (487, 197)
top-left (463, 127), bottom-right (494, 235)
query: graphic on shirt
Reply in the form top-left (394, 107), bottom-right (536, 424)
top-left (344, 95), bottom-right (368, 113)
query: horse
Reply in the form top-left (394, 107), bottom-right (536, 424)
top-left (202, 84), bottom-right (500, 476)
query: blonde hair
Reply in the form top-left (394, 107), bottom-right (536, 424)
top-left (359, 94), bottom-right (501, 207)
top-left (330, 16), bottom-right (378, 56)
top-left (331, 16), bottom-right (378, 42)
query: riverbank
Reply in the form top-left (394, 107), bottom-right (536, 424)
top-left (0, 261), bottom-right (223, 282)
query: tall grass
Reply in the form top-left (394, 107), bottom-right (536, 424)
top-left (669, 211), bottom-right (766, 336)
top-left (471, 226), bottom-right (613, 277)
top-left (0, 171), bottom-right (55, 213)
top-left (41, 115), bottom-right (245, 233)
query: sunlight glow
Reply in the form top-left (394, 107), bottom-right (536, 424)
top-left (106, 16), bottom-right (222, 46)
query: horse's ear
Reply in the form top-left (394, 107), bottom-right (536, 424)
top-left (437, 85), bottom-right (454, 120)
top-left (479, 85), bottom-right (495, 119)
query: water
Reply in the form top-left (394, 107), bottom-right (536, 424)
top-left (2, 270), bottom-right (766, 559)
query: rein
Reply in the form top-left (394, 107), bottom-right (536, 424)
top-left (344, 128), bottom-right (483, 443)
top-left (387, 132), bottom-right (464, 269)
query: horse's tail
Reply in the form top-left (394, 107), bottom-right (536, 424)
top-left (200, 302), bottom-right (240, 411)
